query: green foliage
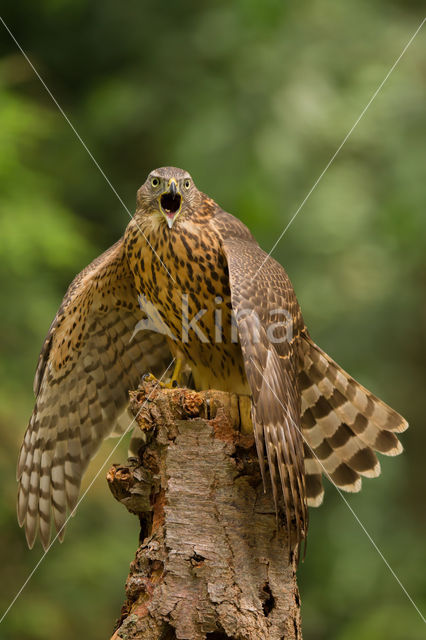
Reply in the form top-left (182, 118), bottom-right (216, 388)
top-left (0, 1), bottom-right (424, 638)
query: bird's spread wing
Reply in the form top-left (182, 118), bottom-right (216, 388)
top-left (17, 239), bottom-right (171, 549)
top-left (212, 211), bottom-right (308, 551)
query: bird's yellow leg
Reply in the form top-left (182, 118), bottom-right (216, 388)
top-left (238, 394), bottom-right (253, 434)
top-left (168, 357), bottom-right (183, 387)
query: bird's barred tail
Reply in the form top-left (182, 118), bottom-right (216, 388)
top-left (299, 335), bottom-right (408, 507)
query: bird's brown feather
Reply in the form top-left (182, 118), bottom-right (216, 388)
top-left (17, 238), bottom-right (171, 549)
top-left (212, 211), bottom-right (308, 550)
top-left (299, 333), bottom-right (408, 506)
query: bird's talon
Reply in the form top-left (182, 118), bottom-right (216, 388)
top-left (142, 372), bottom-right (168, 388)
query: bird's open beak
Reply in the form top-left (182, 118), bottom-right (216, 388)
top-left (159, 179), bottom-right (182, 228)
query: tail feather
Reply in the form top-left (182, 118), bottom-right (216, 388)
top-left (300, 335), bottom-right (407, 507)
top-left (306, 339), bottom-right (408, 433)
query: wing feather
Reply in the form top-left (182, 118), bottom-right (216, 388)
top-left (209, 201), bottom-right (407, 545)
top-left (212, 211), bottom-right (308, 551)
top-left (18, 238), bottom-right (171, 549)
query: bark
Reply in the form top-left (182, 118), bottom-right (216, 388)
top-left (107, 381), bottom-right (302, 640)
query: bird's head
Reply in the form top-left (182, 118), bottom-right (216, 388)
top-left (136, 167), bottom-right (201, 229)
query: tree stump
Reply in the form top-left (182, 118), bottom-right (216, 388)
top-left (107, 381), bottom-right (302, 640)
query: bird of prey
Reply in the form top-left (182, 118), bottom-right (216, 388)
top-left (17, 166), bottom-right (408, 552)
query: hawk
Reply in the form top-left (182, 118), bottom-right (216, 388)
top-left (17, 167), bottom-right (408, 552)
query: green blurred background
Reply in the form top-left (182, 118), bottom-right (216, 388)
top-left (0, 2), bottom-right (425, 639)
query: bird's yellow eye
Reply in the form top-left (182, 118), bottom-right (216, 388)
top-left (184, 179), bottom-right (191, 189)
top-left (151, 177), bottom-right (160, 188)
